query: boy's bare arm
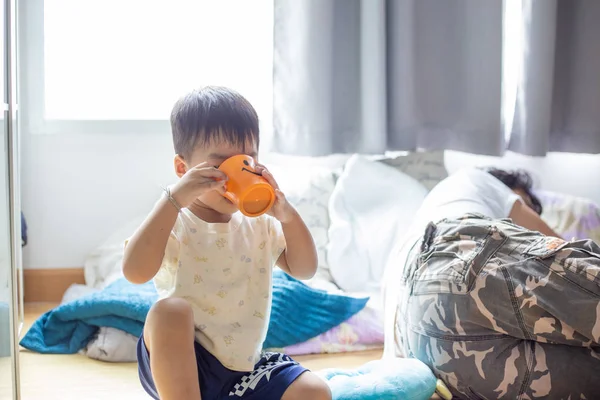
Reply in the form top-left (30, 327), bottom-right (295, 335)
top-left (123, 162), bottom-right (227, 284)
top-left (123, 197), bottom-right (179, 284)
top-left (251, 163), bottom-right (318, 280)
top-left (276, 209), bottom-right (318, 280)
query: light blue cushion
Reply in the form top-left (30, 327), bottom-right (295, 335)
top-left (317, 358), bottom-right (437, 400)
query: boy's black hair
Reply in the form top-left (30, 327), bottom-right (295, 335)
top-left (170, 86), bottom-right (259, 158)
top-left (482, 167), bottom-right (543, 215)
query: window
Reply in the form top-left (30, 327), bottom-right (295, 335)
top-left (502, 0), bottom-right (525, 145)
top-left (20, 0), bottom-right (274, 136)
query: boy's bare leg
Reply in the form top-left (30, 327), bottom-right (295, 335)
top-left (282, 371), bottom-right (331, 400)
top-left (144, 297), bottom-right (201, 400)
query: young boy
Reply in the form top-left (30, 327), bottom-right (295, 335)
top-left (123, 87), bottom-right (332, 400)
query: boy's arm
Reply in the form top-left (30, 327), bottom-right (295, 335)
top-left (123, 162), bottom-right (227, 284)
top-left (253, 163), bottom-right (318, 280)
top-left (123, 196), bottom-right (179, 284)
top-left (276, 209), bottom-right (318, 280)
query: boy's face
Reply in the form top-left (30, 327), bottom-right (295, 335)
top-left (175, 138), bottom-right (259, 215)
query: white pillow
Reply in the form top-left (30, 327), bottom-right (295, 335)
top-left (327, 155), bottom-right (428, 293)
top-left (84, 216), bottom-right (145, 289)
top-left (267, 163), bottom-right (337, 276)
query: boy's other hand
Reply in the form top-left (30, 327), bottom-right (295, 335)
top-left (171, 162), bottom-right (228, 208)
top-left (255, 164), bottom-right (296, 223)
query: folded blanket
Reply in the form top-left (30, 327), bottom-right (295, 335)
top-left (264, 270), bottom-right (369, 348)
top-left (20, 270), bottom-right (368, 354)
top-left (271, 302), bottom-right (384, 356)
top-left (81, 305), bottom-right (384, 363)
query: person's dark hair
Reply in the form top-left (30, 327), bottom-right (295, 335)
top-left (482, 167), bottom-right (543, 215)
top-left (170, 86), bottom-right (259, 158)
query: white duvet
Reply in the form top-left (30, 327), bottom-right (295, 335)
top-left (327, 155), bottom-right (428, 294)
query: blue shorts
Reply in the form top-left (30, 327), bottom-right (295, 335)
top-left (137, 334), bottom-right (308, 400)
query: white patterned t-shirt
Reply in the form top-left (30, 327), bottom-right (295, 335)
top-left (155, 209), bottom-right (286, 371)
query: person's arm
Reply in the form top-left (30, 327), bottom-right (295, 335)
top-left (123, 196), bottom-right (179, 284)
top-left (254, 163), bottom-right (318, 280)
top-left (276, 209), bottom-right (318, 280)
top-left (123, 161), bottom-right (227, 284)
top-left (509, 200), bottom-right (561, 237)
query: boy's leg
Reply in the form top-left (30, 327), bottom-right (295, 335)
top-left (144, 297), bottom-right (201, 400)
top-left (281, 371), bottom-right (331, 400)
top-left (226, 352), bottom-right (328, 400)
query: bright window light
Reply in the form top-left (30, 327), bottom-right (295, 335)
top-left (43, 0), bottom-right (274, 122)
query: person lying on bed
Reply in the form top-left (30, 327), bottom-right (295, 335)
top-left (383, 167), bottom-right (600, 399)
top-left (122, 87), bottom-right (331, 400)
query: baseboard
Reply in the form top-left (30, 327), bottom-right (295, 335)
top-left (23, 267), bottom-right (85, 303)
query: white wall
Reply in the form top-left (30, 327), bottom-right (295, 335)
top-left (20, 131), bottom-right (600, 270)
top-left (21, 131), bottom-right (177, 269)
top-left (0, 118), bottom-right (10, 299)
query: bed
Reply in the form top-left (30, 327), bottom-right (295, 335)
top-left (49, 152), bottom-right (445, 362)
top-left (53, 152), bottom-right (600, 363)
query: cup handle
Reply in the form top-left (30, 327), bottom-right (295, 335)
top-left (223, 191), bottom-right (237, 205)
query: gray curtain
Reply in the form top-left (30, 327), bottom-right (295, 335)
top-left (510, 0), bottom-right (600, 155)
top-left (272, 0), bottom-right (600, 157)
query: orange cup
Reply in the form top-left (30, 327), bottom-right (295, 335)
top-left (218, 155), bottom-right (276, 217)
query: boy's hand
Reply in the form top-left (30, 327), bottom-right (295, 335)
top-left (171, 162), bottom-right (228, 208)
top-left (255, 164), bottom-right (296, 223)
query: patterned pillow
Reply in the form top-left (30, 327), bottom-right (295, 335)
top-left (266, 163), bottom-right (337, 275)
top-left (377, 150), bottom-right (447, 191)
top-left (538, 190), bottom-right (600, 243)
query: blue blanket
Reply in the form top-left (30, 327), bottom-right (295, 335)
top-left (20, 270), bottom-right (368, 354)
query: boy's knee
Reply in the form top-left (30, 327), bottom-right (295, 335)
top-left (311, 380), bottom-right (332, 400)
top-left (309, 382), bottom-right (332, 400)
top-left (283, 373), bottom-right (332, 400)
top-left (146, 297), bottom-right (194, 331)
